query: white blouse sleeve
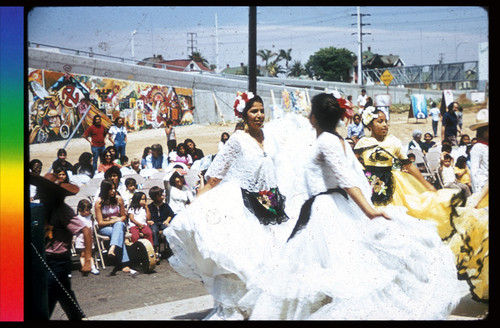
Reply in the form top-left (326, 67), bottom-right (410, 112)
top-left (205, 133), bottom-right (242, 180)
top-left (318, 133), bottom-right (358, 190)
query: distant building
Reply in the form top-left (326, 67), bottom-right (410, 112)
top-left (351, 46), bottom-right (405, 84)
top-left (221, 63), bottom-right (266, 76)
top-left (138, 55), bottom-right (213, 73)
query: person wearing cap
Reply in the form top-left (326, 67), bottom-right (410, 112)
top-left (30, 172), bottom-right (92, 320)
top-left (469, 109), bottom-right (488, 193)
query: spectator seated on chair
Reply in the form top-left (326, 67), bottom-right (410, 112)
top-left (147, 186), bottom-right (175, 260)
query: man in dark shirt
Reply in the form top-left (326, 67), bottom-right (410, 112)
top-left (147, 186), bottom-right (175, 259)
top-left (441, 101), bottom-right (461, 146)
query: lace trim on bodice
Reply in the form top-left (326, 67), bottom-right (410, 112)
top-left (206, 130), bottom-right (279, 192)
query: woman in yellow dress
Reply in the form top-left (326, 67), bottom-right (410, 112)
top-left (354, 107), bottom-right (465, 240)
top-left (354, 106), bottom-right (488, 302)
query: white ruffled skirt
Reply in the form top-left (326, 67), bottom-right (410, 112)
top-left (164, 180), bottom-right (296, 319)
top-left (239, 193), bottom-right (462, 320)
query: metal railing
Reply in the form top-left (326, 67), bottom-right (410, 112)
top-left (363, 61), bottom-right (479, 86)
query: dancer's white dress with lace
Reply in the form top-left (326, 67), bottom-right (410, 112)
top-left (164, 127), bottom-right (299, 319)
top-left (239, 130), bottom-right (462, 320)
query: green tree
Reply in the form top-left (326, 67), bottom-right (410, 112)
top-left (189, 51), bottom-right (209, 68)
top-left (288, 60), bottom-right (306, 77)
top-left (305, 47), bottom-right (355, 82)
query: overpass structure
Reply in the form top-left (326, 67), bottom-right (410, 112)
top-left (363, 61), bottom-right (479, 90)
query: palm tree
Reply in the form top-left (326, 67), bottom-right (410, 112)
top-left (267, 61), bottom-right (286, 77)
top-left (278, 48), bottom-right (292, 68)
top-left (257, 49), bottom-right (277, 67)
top-left (189, 51), bottom-right (209, 68)
top-left (288, 60), bottom-right (306, 78)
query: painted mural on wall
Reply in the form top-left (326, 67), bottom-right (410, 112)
top-left (281, 89), bottom-right (310, 113)
top-left (28, 68), bottom-right (194, 144)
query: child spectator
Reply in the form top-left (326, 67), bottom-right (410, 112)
top-left (130, 158), bottom-right (142, 175)
top-left (74, 199), bottom-right (100, 275)
top-left (121, 177), bottom-right (137, 208)
top-left (346, 114), bottom-right (364, 144)
top-left (148, 186), bottom-right (175, 260)
top-left (454, 156), bottom-right (472, 194)
top-left (127, 192), bottom-right (154, 247)
top-left (54, 166), bottom-right (70, 184)
top-left (439, 154), bottom-right (470, 197)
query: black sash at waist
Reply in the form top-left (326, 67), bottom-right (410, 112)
top-left (287, 188), bottom-right (348, 242)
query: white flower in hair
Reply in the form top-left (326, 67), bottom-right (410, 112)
top-left (233, 91), bottom-right (255, 118)
top-left (331, 89), bottom-right (342, 99)
top-left (362, 106), bottom-right (378, 126)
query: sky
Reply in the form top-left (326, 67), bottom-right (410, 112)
top-left (27, 6), bottom-right (488, 71)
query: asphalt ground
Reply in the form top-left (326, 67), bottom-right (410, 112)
top-left (48, 252), bottom-right (489, 321)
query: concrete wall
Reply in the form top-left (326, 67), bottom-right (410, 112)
top-left (29, 47), bottom-right (465, 125)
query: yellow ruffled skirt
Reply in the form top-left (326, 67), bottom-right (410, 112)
top-left (446, 191), bottom-right (489, 301)
top-left (386, 170), bottom-right (463, 240)
top-left (378, 170), bottom-right (488, 302)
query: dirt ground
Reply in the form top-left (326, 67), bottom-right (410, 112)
top-left (30, 107), bottom-right (483, 172)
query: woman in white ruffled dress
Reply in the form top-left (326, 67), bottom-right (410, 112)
top-left (239, 93), bottom-right (462, 320)
top-left (164, 93), bottom-right (296, 320)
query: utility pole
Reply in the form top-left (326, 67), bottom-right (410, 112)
top-left (131, 30), bottom-right (137, 58)
top-left (248, 6), bottom-right (257, 94)
top-left (352, 7), bottom-right (370, 86)
top-left (187, 32), bottom-right (197, 57)
top-left (215, 13), bottom-right (219, 72)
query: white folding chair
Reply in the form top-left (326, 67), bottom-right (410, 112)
top-left (86, 177), bottom-right (104, 187)
top-left (78, 186), bottom-right (99, 202)
top-left (425, 151), bottom-right (444, 188)
top-left (65, 195), bottom-right (83, 212)
top-left (149, 171), bottom-right (168, 181)
top-left (407, 149), bottom-right (432, 179)
top-left (185, 169), bottom-right (201, 188)
top-left (121, 173), bottom-right (146, 186)
top-left (140, 179), bottom-right (164, 191)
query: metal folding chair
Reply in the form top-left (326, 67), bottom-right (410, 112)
top-left (407, 149), bottom-right (432, 179)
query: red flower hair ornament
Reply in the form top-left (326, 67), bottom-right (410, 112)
top-left (331, 90), bottom-right (351, 120)
top-left (233, 91), bottom-right (254, 118)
